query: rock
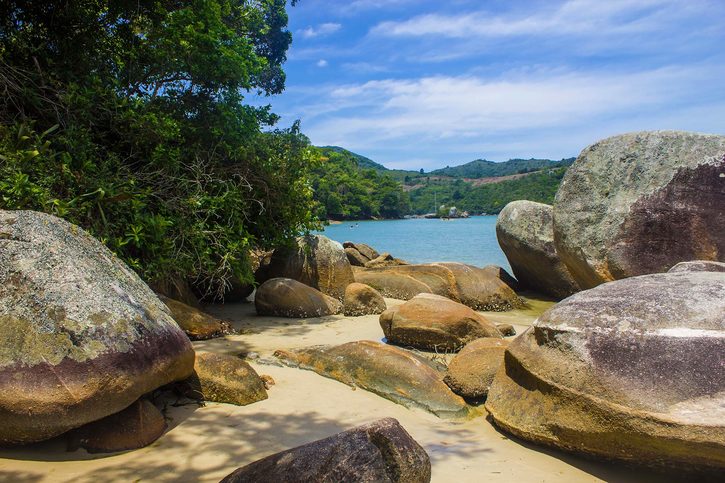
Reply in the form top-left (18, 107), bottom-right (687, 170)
top-left (344, 282), bottom-right (387, 316)
top-left (158, 295), bottom-right (232, 340)
top-left (486, 271), bottom-right (725, 473)
top-left (343, 241), bottom-right (380, 261)
top-left (364, 252), bottom-right (402, 268)
top-left (275, 341), bottom-right (470, 418)
top-left (380, 294), bottom-right (502, 351)
top-left (256, 235), bottom-right (354, 300)
top-left (553, 131), bottom-right (725, 289)
top-left (443, 338), bottom-right (508, 399)
top-left (496, 201), bottom-right (580, 299)
top-left (255, 278), bottom-right (343, 318)
top-left (345, 247), bottom-right (369, 267)
top-left (221, 418), bottom-right (431, 483)
top-left (0, 210), bottom-right (194, 445)
top-left (355, 263), bottom-right (523, 311)
top-left (481, 265), bottom-right (520, 292)
top-left (668, 260), bottom-right (725, 273)
top-left (149, 276), bottom-right (201, 309)
top-left (185, 352), bottom-right (267, 406)
top-left (496, 323), bottom-right (516, 337)
top-left (67, 399), bottom-right (166, 453)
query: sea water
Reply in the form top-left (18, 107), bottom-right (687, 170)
top-left (316, 216), bottom-right (511, 272)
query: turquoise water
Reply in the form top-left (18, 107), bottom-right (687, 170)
top-left (317, 216), bottom-right (511, 272)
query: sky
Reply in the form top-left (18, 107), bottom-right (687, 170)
top-left (253, 0), bottom-right (725, 171)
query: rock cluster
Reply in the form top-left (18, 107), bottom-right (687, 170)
top-left (355, 262), bottom-right (523, 311)
top-left (256, 234), bottom-right (354, 300)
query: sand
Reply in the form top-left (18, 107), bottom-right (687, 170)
top-left (0, 295), bottom-right (667, 482)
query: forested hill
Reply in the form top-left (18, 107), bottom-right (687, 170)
top-left (311, 147), bottom-right (410, 220)
top-left (312, 147), bottom-right (575, 218)
top-left (428, 157), bottom-right (574, 178)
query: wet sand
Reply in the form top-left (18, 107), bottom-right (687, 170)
top-left (0, 295), bottom-right (668, 482)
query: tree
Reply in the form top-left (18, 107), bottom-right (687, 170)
top-left (0, 0), bottom-right (318, 298)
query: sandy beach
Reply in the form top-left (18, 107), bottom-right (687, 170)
top-left (0, 295), bottom-right (669, 482)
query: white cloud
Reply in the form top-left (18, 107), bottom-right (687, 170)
top-left (371, 0), bottom-right (699, 38)
top-left (300, 22), bottom-right (342, 39)
top-left (316, 59), bottom-right (329, 67)
top-left (292, 65), bottom-right (725, 166)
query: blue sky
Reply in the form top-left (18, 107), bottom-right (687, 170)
top-left (255, 0), bottom-right (725, 170)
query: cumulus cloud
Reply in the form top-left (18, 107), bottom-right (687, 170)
top-left (300, 22), bottom-right (342, 39)
top-left (316, 59), bottom-right (329, 67)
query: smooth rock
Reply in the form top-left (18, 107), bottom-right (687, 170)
top-left (0, 210), bottom-right (194, 445)
top-left (343, 241), bottom-right (380, 261)
top-left (221, 418), bottom-right (431, 483)
top-left (554, 131), bottom-right (725, 289)
top-left (158, 295), bottom-right (232, 340)
top-left (275, 341), bottom-right (471, 418)
top-left (486, 271), bottom-right (725, 473)
top-left (344, 282), bottom-right (386, 316)
top-left (444, 338), bottom-right (508, 399)
top-left (380, 294), bottom-right (502, 351)
top-left (256, 235), bottom-right (354, 300)
top-left (185, 352), bottom-right (267, 406)
top-left (355, 263), bottom-right (523, 311)
top-left (344, 247), bottom-right (369, 267)
top-left (497, 201), bottom-right (580, 299)
top-left (67, 399), bottom-right (166, 454)
top-left (668, 260), bottom-right (725, 273)
top-left (255, 278), bottom-right (343, 318)
top-left (481, 265), bottom-right (520, 292)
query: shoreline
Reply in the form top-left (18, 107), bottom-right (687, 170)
top-left (0, 295), bottom-right (667, 482)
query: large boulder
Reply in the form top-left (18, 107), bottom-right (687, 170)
top-left (344, 282), bottom-right (386, 316)
top-left (344, 247), bottom-right (369, 267)
top-left (158, 295), bottom-right (232, 340)
top-left (275, 341), bottom-right (470, 418)
top-left (496, 201), bottom-right (580, 299)
top-left (443, 338), bottom-right (508, 399)
top-left (185, 352), bottom-right (267, 406)
top-left (221, 418), bottom-right (431, 483)
top-left (668, 260), bottom-right (725, 273)
top-left (256, 235), bottom-right (354, 300)
top-left (486, 271), bottom-right (725, 473)
top-left (255, 278), bottom-right (343, 318)
top-left (149, 276), bottom-right (200, 308)
top-left (0, 210), bottom-right (194, 445)
top-left (554, 131), bottom-right (725, 289)
top-left (67, 399), bottom-right (166, 454)
top-left (379, 294), bottom-right (502, 351)
top-left (355, 263), bottom-right (522, 311)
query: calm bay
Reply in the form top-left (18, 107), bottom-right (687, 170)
top-left (316, 215), bottom-right (511, 272)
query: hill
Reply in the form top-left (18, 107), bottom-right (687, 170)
top-left (429, 157), bottom-right (574, 178)
top-left (311, 147), bottom-right (410, 220)
top-left (311, 146), bottom-right (575, 219)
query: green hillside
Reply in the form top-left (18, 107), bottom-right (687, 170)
top-left (408, 167), bottom-right (568, 215)
top-left (429, 157), bottom-right (574, 178)
top-left (311, 147), bottom-right (410, 220)
top-left (311, 146), bottom-right (573, 219)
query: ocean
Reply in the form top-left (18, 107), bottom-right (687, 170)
top-left (316, 216), bottom-right (511, 272)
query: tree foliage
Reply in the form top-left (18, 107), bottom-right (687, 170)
top-left (0, 0), bottom-right (318, 298)
top-left (311, 147), bottom-right (410, 220)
